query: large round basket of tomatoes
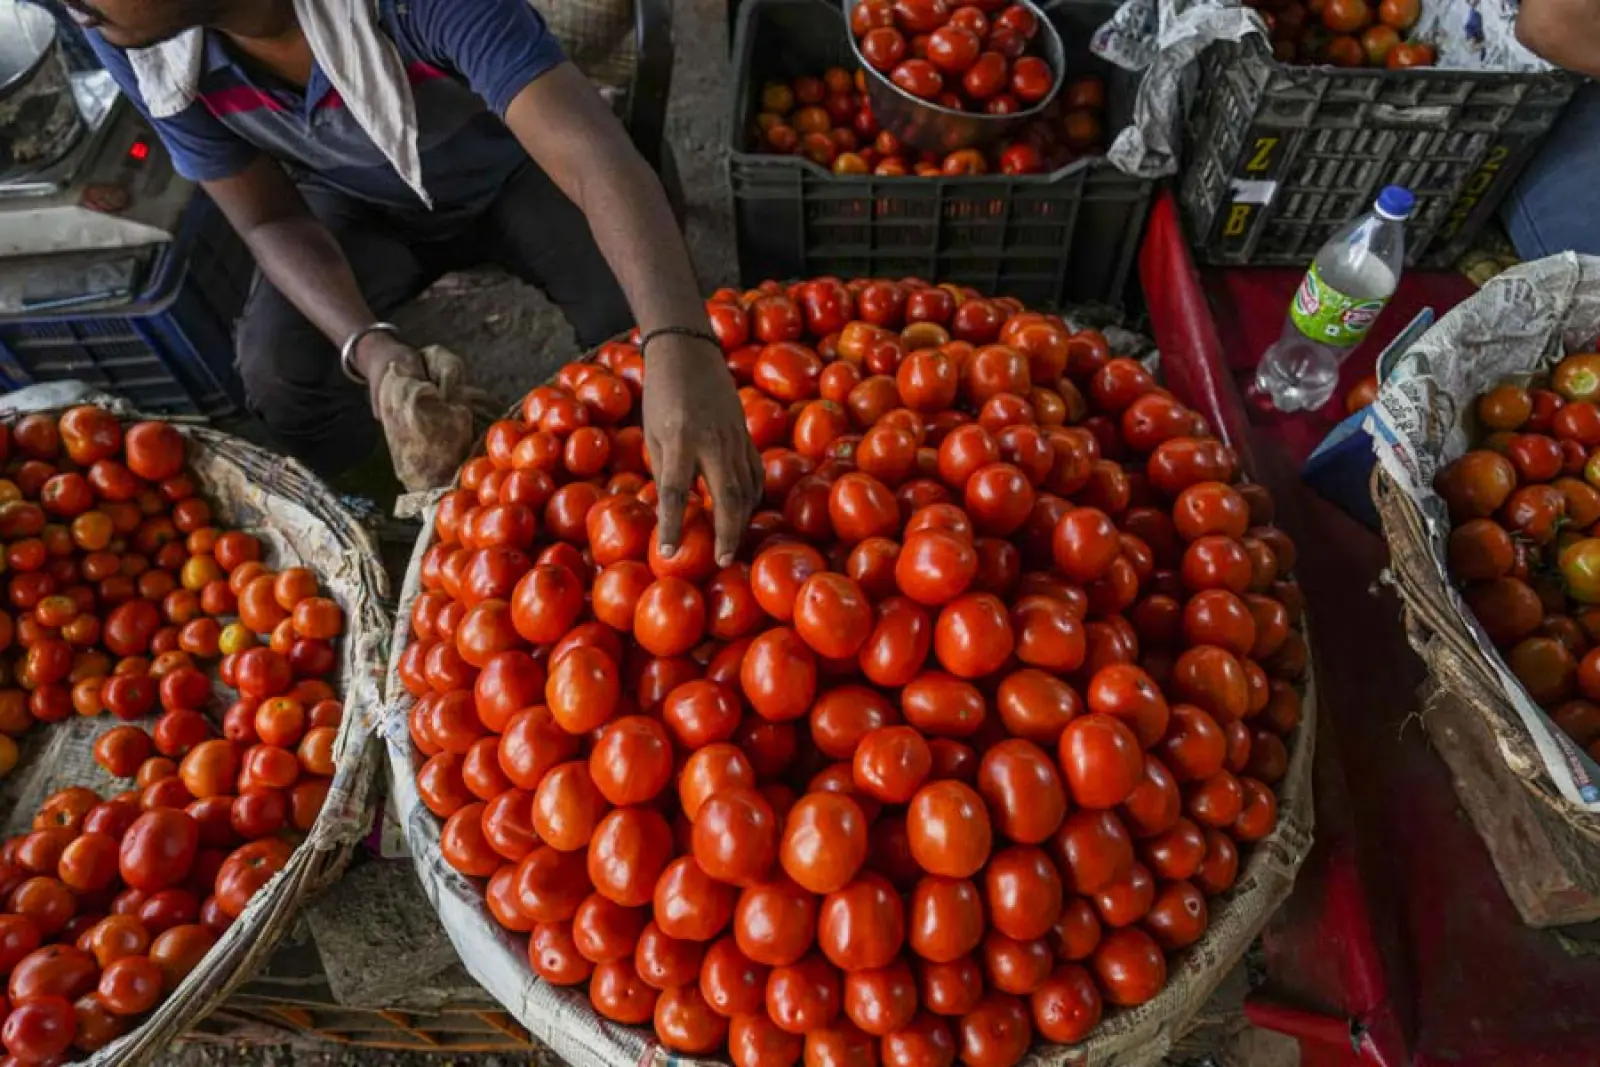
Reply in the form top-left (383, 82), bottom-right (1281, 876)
top-left (1372, 261), bottom-right (1600, 841)
top-left (386, 279), bottom-right (1315, 1067)
top-left (0, 385), bottom-right (389, 1067)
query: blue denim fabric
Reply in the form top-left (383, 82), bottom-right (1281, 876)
top-left (1504, 81), bottom-right (1600, 259)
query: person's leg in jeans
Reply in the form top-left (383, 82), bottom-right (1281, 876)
top-left (234, 189), bottom-right (445, 483)
top-left (475, 162), bottom-right (636, 354)
top-left (1503, 82), bottom-right (1600, 260)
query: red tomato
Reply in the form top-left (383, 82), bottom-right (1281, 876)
top-left (119, 810), bottom-right (200, 891)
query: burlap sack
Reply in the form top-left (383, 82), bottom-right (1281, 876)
top-left (543, 0), bottom-right (638, 98)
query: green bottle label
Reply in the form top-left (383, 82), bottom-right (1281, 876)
top-left (1288, 262), bottom-right (1389, 348)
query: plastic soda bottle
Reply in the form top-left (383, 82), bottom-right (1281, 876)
top-left (1252, 185), bottom-right (1415, 412)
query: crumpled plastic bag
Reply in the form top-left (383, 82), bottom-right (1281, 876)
top-left (377, 345), bottom-right (494, 492)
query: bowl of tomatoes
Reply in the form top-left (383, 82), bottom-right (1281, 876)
top-left (845, 0), bottom-right (1067, 153)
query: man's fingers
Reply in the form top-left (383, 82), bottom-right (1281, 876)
top-left (651, 433), bottom-right (695, 558)
top-left (706, 445), bottom-right (758, 568)
top-left (745, 442), bottom-right (765, 503)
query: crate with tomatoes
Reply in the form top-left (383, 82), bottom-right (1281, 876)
top-left (728, 0), bottom-right (1154, 311)
top-left (1168, 0), bottom-right (1577, 269)
top-left (386, 277), bottom-right (1314, 1066)
top-left (0, 389), bottom-right (387, 1065)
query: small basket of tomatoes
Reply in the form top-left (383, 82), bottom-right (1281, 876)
top-left (728, 0), bottom-right (1155, 312)
top-left (1174, 0), bottom-right (1577, 271)
top-left (1369, 255), bottom-right (1600, 903)
top-left (0, 383), bottom-right (389, 1066)
top-left (384, 276), bottom-right (1317, 1067)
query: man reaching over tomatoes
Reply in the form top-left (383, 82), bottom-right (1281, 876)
top-left (72, 0), bottom-right (762, 561)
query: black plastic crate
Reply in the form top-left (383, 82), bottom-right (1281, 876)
top-left (1179, 37), bottom-right (1578, 268)
top-left (0, 191), bottom-right (255, 418)
top-left (728, 0), bottom-right (1155, 310)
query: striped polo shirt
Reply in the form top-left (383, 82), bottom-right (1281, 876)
top-left (86, 0), bottom-right (567, 212)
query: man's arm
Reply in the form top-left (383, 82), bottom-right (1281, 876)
top-left (203, 158), bottom-right (420, 407)
top-left (503, 65), bottom-right (762, 564)
top-left (504, 67), bottom-right (706, 353)
top-left (1516, 0), bottom-right (1600, 76)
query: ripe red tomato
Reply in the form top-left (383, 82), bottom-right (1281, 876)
top-left (124, 421), bottom-right (186, 481)
top-left (741, 627), bottom-right (819, 722)
top-left (2, 995), bottom-right (76, 1062)
top-left (962, 51), bottom-right (1009, 100)
top-left (907, 780), bottom-right (992, 878)
top-left (119, 809), bottom-right (200, 891)
top-left (691, 788), bottom-right (780, 887)
top-left (781, 792), bottom-right (868, 894)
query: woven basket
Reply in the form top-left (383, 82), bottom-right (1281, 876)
top-left (1373, 466), bottom-right (1600, 847)
top-left (377, 331), bottom-right (1317, 1067)
top-left (0, 383), bottom-right (390, 1067)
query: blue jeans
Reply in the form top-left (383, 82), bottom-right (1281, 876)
top-left (1504, 82), bottom-right (1600, 259)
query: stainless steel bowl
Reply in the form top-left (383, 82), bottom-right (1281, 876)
top-left (0, 0), bottom-right (85, 179)
top-left (845, 0), bottom-right (1065, 155)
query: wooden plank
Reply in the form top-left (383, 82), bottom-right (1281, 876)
top-left (1423, 685), bottom-right (1600, 927)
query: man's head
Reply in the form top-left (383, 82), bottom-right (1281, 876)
top-left (62, 0), bottom-right (232, 49)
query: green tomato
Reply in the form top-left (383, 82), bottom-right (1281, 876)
top-left (1560, 537), bottom-right (1600, 604)
top-left (1555, 354), bottom-right (1600, 404)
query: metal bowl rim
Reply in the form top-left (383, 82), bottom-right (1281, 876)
top-left (0, 2), bottom-right (62, 101)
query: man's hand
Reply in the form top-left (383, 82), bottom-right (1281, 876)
top-left (501, 69), bottom-right (761, 561)
top-left (642, 336), bottom-right (762, 567)
top-left (351, 333), bottom-right (428, 414)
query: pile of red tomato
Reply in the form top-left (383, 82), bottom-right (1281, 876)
top-left (1246, 0), bottom-right (1436, 67)
top-left (850, 0), bottom-right (1056, 113)
top-left (1437, 352), bottom-right (1600, 759)
top-left (752, 67), bottom-right (1105, 176)
top-left (401, 277), bottom-right (1306, 1067)
top-left (0, 408), bottom-right (347, 1064)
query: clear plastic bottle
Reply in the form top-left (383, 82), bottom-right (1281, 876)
top-left (1252, 185), bottom-right (1415, 413)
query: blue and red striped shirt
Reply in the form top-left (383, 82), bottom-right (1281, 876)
top-left (87, 0), bottom-right (567, 211)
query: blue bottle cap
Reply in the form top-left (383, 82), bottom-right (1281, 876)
top-left (1375, 185), bottom-right (1415, 220)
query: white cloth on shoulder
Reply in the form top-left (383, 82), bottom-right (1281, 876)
top-left (123, 0), bottom-right (428, 205)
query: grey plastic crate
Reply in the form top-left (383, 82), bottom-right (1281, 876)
top-left (0, 194), bottom-right (254, 418)
top-left (727, 0), bottom-right (1156, 310)
top-left (1179, 37), bottom-right (1577, 268)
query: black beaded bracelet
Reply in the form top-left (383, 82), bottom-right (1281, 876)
top-left (638, 325), bottom-right (721, 357)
